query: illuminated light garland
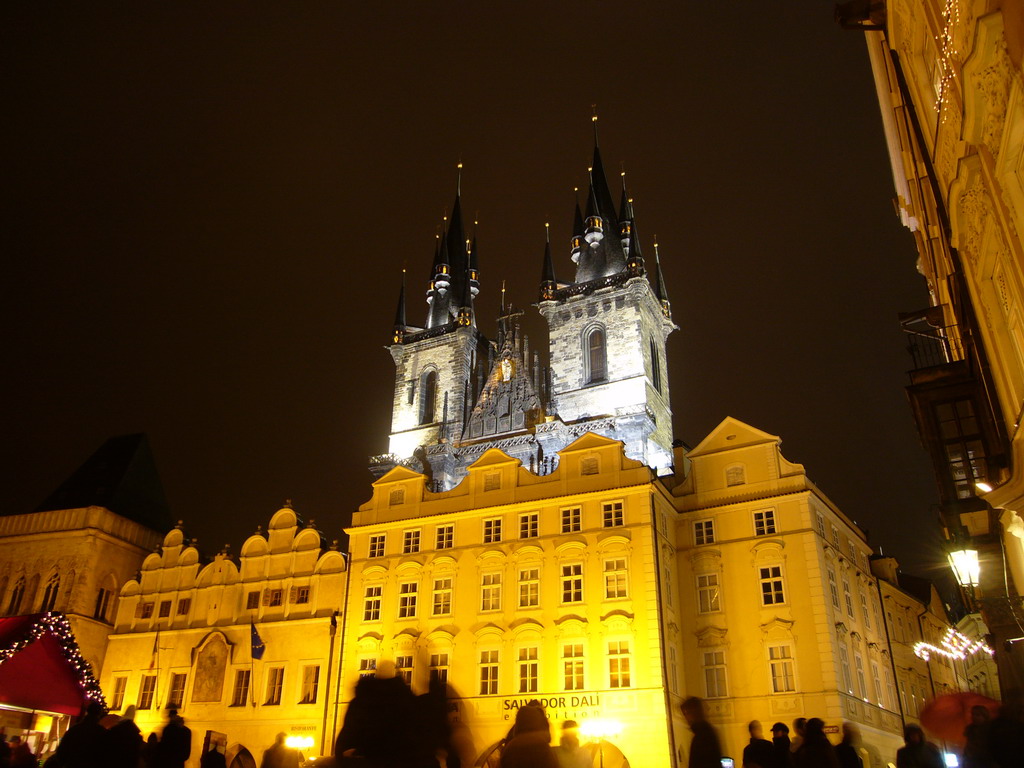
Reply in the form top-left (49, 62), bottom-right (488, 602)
top-left (0, 612), bottom-right (107, 708)
top-left (914, 626), bottom-right (993, 662)
top-left (935, 0), bottom-right (961, 116)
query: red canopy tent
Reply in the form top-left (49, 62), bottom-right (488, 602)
top-left (0, 613), bottom-right (106, 716)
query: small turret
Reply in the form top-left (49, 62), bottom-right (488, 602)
top-left (457, 266), bottom-right (474, 327)
top-left (652, 237), bottom-right (671, 318)
top-left (468, 220), bottom-right (480, 298)
top-left (393, 271), bottom-right (407, 344)
top-left (540, 223), bottom-right (557, 301)
top-left (625, 221), bottom-right (644, 276)
top-left (570, 189), bottom-right (585, 264)
top-left (619, 171), bottom-right (634, 254)
top-left (584, 177), bottom-right (604, 245)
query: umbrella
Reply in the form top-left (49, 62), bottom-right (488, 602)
top-left (919, 692), bottom-right (1000, 744)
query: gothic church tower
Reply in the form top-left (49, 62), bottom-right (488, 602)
top-left (538, 122), bottom-right (676, 473)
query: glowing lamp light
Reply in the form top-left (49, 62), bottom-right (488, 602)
top-left (975, 481), bottom-right (993, 493)
top-left (948, 548), bottom-right (981, 588)
top-left (285, 735), bottom-right (314, 750)
top-left (579, 718), bottom-right (623, 742)
top-left (944, 753), bottom-right (960, 768)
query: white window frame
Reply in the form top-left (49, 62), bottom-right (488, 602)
top-left (759, 565), bottom-right (786, 605)
top-left (432, 577), bottom-right (453, 616)
top-left (602, 501), bottom-right (624, 528)
top-left (397, 581), bottom-right (418, 619)
top-left (299, 664), bottom-right (320, 704)
top-left (563, 643), bottom-right (584, 691)
top-left (702, 649), bottom-right (728, 698)
top-left (519, 512), bottom-right (539, 539)
top-left (479, 650), bottom-right (499, 695)
top-left (561, 506), bottom-right (581, 533)
top-left (696, 572), bottom-right (721, 614)
top-left (435, 524), bottom-right (454, 550)
top-left (518, 567), bottom-right (539, 608)
top-left (608, 640), bottom-right (631, 688)
top-left (694, 519), bottom-right (715, 545)
top-left (753, 509), bottom-right (776, 536)
top-left (368, 534), bottom-right (386, 558)
top-left (483, 517), bottom-right (502, 544)
top-left (561, 563), bottom-right (584, 603)
top-left (480, 572), bottom-right (501, 612)
top-left (517, 647), bottom-right (539, 693)
top-left (768, 644), bottom-right (796, 693)
top-left (603, 558), bottom-right (628, 599)
top-left (363, 585), bottom-right (382, 621)
top-left (402, 529), bottom-right (421, 554)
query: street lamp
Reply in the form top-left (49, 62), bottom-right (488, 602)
top-left (947, 546), bottom-right (981, 589)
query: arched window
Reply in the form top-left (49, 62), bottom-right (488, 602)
top-left (41, 572), bottom-right (60, 612)
top-left (419, 370), bottom-right (437, 424)
top-left (650, 336), bottom-right (662, 393)
top-left (7, 577), bottom-right (25, 615)
top-left (586, 328), bottom-right (607, 383)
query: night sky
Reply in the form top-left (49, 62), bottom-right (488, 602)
top-left (3, 3), bottom-right (945, 574)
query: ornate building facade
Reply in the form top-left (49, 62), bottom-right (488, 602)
top-left (839, 0), bottom-right (1024, 688)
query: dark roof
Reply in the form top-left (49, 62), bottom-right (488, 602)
top-left (896, 572), bottom-right (934, 606)
top-left (31, 434), bottom-right (174, 533)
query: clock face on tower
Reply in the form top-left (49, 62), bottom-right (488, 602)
top-left (501, 358), bottom-right (513, 382)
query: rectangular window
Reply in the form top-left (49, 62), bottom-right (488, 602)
top-left (403, 529), bottom-right (421, 554)
top-left (266, 589), bottom-right (283, 607)
top-left (299, 665), bottom-right (320, 704)
top-left (430, 653), bottom-right (449, 684)
top-left (871, 661), bottom-right (883, 706)
top-left (395, 656), bottom-right (413, 686)
top-left (519, 512), bottom-right (539, 539)
top-left (561, 507), bottom-right (581, 533)
top-left (518, 568), bottom-right (539, 608)
top-left (369, 534), bottom-right (386, 558)
top-left (937, 398), bottom-right (989, 499)
top-left (669, 646), bottom-right (679, 694)
top-left (265, 667), bottom-right (284, 705)
top-left (292, 586), bottom-right (310, 604)
top-left (483, 518), bottom-right (502, 544)
top-left (768, 645), bottom-right (795, 693)
top-left (604, 558), bottom-right (628, 599)
top-left (481, 572), bottom-right (501, 611)
top-left (561, 563), bottom-right (583, 603)
top-left (843, 578), bottom-right (855, 617)
top-left (358, 659), bottom-right (377, 678)
top-left (159, 600), bottom-right (172, 619)
top-left (602, 501), bottom-right (624, 528)
top-left (363, 585), bottom-right (382, 621)
top-left (139, 602), bottom-right (154, 619)
top-left (167, 672), bottom-right (187, 709)
top-left (815, 512), bottom-right (826, 538)
top-left (694, 519), bottom-right (715, 545)
top-left (111, 676), bottom-right (127, 710)
top-left (702, 650), bottom-right (727, 698)
top-left (432, 577), bottom-right (453, 616)
top-left (246, 591), bottom-right (260, 610)
top-left (828, 568), bottom-right (840, 609)
top-left (176, 598), bottom-right (191, 616)
top-left (759, 565), bottom-right (785, 605)
top-left (831, 525), bottom-right (840, 547)
top-left (885, 669), bottom-right (897, 711)
top-left (855, 654), bottom-right (867, 700)
top-left (518, 647), bottom-right (539, 693)
top-left (138, 675), bottom-right (157, 709)
top-left (860, 592), bottom-right (871, 629)
top-left (479, 650), bottom-right (499, 695)
top-left (697, 573), bottom-right (721, 613)
top-left (753, 509), bottom-right (776, 536)
top-left (839, 645), bottom-right (854, 694)
top-left (563, 644), bottom-right (584, 691)
top-left (436, 524), bottom-right (454, 550)
top-left (398, 582), bottom-right (418, 619)
top-left (231, 669), bottom-right (251, 707)
top-left (94, 588), bottom-right (111, 621)
top-left (608, 641), bottom-right (631, 688)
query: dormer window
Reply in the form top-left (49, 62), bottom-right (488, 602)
top-left (419, 370), bottom-right (437, 424)
top-left (586, 328), bottom-right (607, 383)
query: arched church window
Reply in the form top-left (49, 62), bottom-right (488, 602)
top-left (586, 328), bottom-right (607, 383)
top-left (7, 577), bottom-right (25, 615)
top-left (420, 370), bottom-right (437, 424)
top-left (41, 572), bottom-right (60, 612)
top-left (650, 336), bottom-right (662, 393)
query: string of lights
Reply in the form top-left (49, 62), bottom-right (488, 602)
top-left (0, 612), bottom-right (107, 708)
top-left (935, 0), bottom-right (960, 115)
top-left (913, 626), bottom-right (993, 662)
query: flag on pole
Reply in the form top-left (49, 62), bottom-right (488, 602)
top-left (250, 622), bottom-right (265, 660)
top-left (148, 630), bottom-right (159, 670)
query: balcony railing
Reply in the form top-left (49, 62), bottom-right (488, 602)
top-left (900, 308), bottom-right (964, 371)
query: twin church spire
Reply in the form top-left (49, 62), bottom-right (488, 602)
top-left (382, 122), bottom-right (677, 486)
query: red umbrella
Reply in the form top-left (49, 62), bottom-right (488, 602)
top-left (919, 692), bottom-right (1000, 744)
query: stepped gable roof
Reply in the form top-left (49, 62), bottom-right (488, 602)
top-left (463, 331), bottom-right (542, 442)
top-left (30, 433), bottom-right (174, 533)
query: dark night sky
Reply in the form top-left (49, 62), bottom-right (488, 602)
top-left (3, 2), bottom-right (945, 574)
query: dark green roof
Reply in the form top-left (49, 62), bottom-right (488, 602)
top-left (31, 433), bottom-right (174, 533)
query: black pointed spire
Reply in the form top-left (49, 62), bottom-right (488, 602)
top-left (540, 223), bottom-right (557, 301)
top-left (585, 177), bottom-right (601, 220)
top-left (468, 219), bottom-right (480, 299)
top-left (590, 117), bottom-right (618, 224)
top-left (572, 190), bottom-right (585, 237)
top-left (393, 271), bottom-right (407, 343)
top-left (619, 172), bottom-right (634, 222)
top-left (446, 164), bottom-right (468, 309)
top-left (457, 265), bottom-right (474, 327)
top-left (652, 238), bottom-right (671, 317)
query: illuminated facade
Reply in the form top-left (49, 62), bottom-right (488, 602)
top-left (97, 507), bottom-right (346, 763)
top-left (672, 419), bottom-right (904, 765)
top-left (839, 0), bottom-right (1024, 688)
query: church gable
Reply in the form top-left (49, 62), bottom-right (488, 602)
top-left (687, 417), bottom-right (780, 458)
top-left (463, 334), bottom-right (542, 441)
